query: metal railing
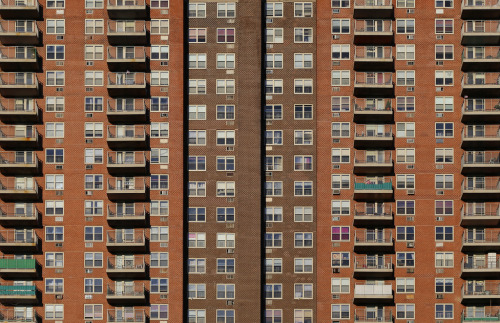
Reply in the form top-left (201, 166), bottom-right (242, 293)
top-left (462, 151), bottom-right (500, 166)
top-left (107, 177), bottom-right (146, 191)
top-left (354, 177), bottom-right (392, 190)
top-left (463, 20), bottom-right (500, 34)
top-left (0, 99), bottom-right (37, 114)
top-left (0, 178), bottom-right (38, 191)
top-left (355, 0), bottom-right (392, 6)
top-left (354, 309), bottom-right (392, 322)
top-left (108, 0), bottom-right (146, 7)
top-left (0, 73), bottom-right (37, 86)
top-left (107, 229), bottom-right (146, 244)
top-left (355, 46), bottom-right (392, 59)
top-left (107, 309), bottom-right (146, 323)
top-left (0, 204), bottom-right (37, 219)
top-left (107, 152), bottom-right (146, 165)
top-left (0, 229), bottom-right (37, 244)
top-left (107, 99), bottom-right (146, 113)
top-left (354, 151), bottom-right (392, 164)
top-left (354, 283), bottom-right (392, 296)
top-left (354, 204), bottom-right (392, 217)
top-left (462, 203), bottom-right (500, 217)
top-left (0, 152), bottom-right (37, 166)
top-left (0, 0), bottom-right (38, 8)
top-left (107, 125), bottom-right (146, 140)
top-left (463, 229), bottom-right (500, 243)
top-left (462, 257), bottom-right (500, 270)
top-left (0, 47), bottom-right (36, 60)
top-left (463, 72), bottom-right (500, 85)
top-left (463, 47), bottom-right (500, 60)
top-left (107, 46), bottom-right (146, 60)
top-left (462, 0), bottom-right (500, 7)
top-left (0, 20), bottom-right (38, 35)
top-left (107, 203), bottom-right (146, 219)
top-left (355, 124), bottom-right (393, 138)
top-left (462, 177), bottom-right (500, 191)
top-left (0, 309), bottom-right (37, 322)
top-left (463, 99), bottom-right (500, 112)
top-left (354, 98), bottom-right (392, 112)
top-left (462, 125), bottom-right (500, 139)
top-left (107, 283), bottom-right (145, 297)
top-left (107, 20), bottom-right (146, 34)
top-left (354, 20), bottom-right (393, 32)
top-left (462, 308), bottom-right (500, 322)
top-left (355, 72), bottom-right (393, 85)
top-left (354, 230), bottom-right (393, 243)
top-left (108, 72), bottom-right (146, 86)
top-left (462, 282), bottom-right (500, 296)
top-left (107, 256), bottom-right (145, 270)
top-left (354, 255), bottom-right (393, 269)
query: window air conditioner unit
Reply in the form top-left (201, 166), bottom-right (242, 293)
top-left (407, 268), bottom-right (414, 273)
top-left (407, 35), bottom-right (414, 40)
top-left (436, 294), bottom-right (443, 299)
top-left (407, 242), bottom-right (414, 248)
top-left (332, 268), bottom-right (339, 273)
top-left (332, 189), bottom-right (341, 195)
top-left (407, 189), bottom-right (415, 195)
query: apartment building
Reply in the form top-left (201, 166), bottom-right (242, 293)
top-left (0, 0), bottom-right (498, 322)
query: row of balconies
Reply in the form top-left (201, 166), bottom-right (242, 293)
top-left (0, 308), bottom-right (148, 323)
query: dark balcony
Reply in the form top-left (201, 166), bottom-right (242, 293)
top-left (462, 177), bottom-right (500, 200)
top-left (0, 229), bottom-right (38, 251)
top-left (0, 0), bottom-right (39, 19)
top-left (353, 255), bottom-right (393, 278)
top-left (354, 150), bottom-right (393, 174)
top-left (107, 125), bottom-right (147, 149)
top-left (0, 257), bottom-right (37, 277)
top-left (107, 177), bottom-right (147, 200)
top-left (353, 98), bottom-right (393, 122)
top-left (107, 20), bottom-right (147, 45)
top-left (107, 46), bottom-right (147, 71)
top-left (462, 229), bottom-right (500, 251)
top-left (106, 283), bottom-right (146, 303)
top-left (0, 284), bottom-right (37, 304)
top-left (462, 151), bottom-right (500, 174)
top-left (353, 283), bottom-right (393, 304)
top-left (461, 203), bottom-right (500, 226)
top-left (107, 98), bottom-right (147, 122)
top-left (0, 177), bottom-right (38, 200)
top-left (353, 0), bottom-right (393, 18)
top-left (106, 229), bottom-right (146, 252)
top-left (462, 0), bottom-right (500, 19)
top-left (0, 126), bottom-right (38, 149)
top-left (107, 72), bottom-right (147, 97)
top-left (354, 46), bottom-right (394, 71)
top-left (462, 47), bottom-right (500, 71)
top-left (462, 282), bottom-right (500, 303)
top-left (0, 46), bottom-right (37, 71)
top-left (107, 256), bottom-right (147, 278)
top-left (462, 125), bottom-right (500, 149)
top-left (107, 309), bottom-right (146, 323)
top-left (0, 20), bottom-right (38, 45)
top-left (462, 72), bottom-right (500, 97)
top-left (354, 124), bottom-right (394, 149)
top-left (354, 177), bottom-right (393, 200)
top-left (462, 99), bottom-right (500, 122)
top-left (354, 309), bottom-right (393, 323)
top-left (107, 0), bottom-right (147, 19)
top-left (107, 203), bottom-right (146, 223)
top-left (462, 256), bottom-right (500, 278)
top-left (0, 309), bottom-right (37, 322)
top-left (462, 21), bottom-right (500, 45)
top-left (354, 72), bottom-right (394, 97)
top-left (0, 99), bottom-right (38, 123)
top-left (353, 203), bottom-right (393, 225)
top-left (107, 151), bottom-right (146, 174)
top-left (354, 229), bottom-right (394, 252)
top-left (0, 152), bottom-right (38, 175)
top-left (354, 20), bottom-right (394, 44)
top-left (0, 73), bottom-right (38, 97)
top-left (461, 307), bottom-right (500, 322)
top-left (0, 204), bottom-right (38, 225)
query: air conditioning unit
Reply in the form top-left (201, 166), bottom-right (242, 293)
top-left (407, 139), bottom-right (415, 143)
top-left (85, 87), bottom-right (93, 92)
top-left (266, 121), bottom-right (273, 125)
top-left (436, 87), bottom-right (444, 92)
top-left (85, 139), bottom-right (93, 144)
top-left (406, 216), bottom-right (414, 221)
top-left (332, 35), bottom-right (340, 40)
top-left (56, 61), bottom-right (64, 66)
top-left (55, 243), bottom-right (63, 247)
top-left (266, 223), bottom-right (273, 228)
top-left (266, 300), bottom-right (273, 305)
top-left (332, 139), bottom-right (340, 143)
top-left (332, 165), bottom-right (340, 169)
top-left (406, 113), bottom-right (414, 118)
top-left (226, 248), bottom-right (234, 254)
top-left (55, 165), bottom-right (63, 170)
top-left (266, 172), bottom-right (273, 177)
top-left (160, 87), bottom-right (168, 92)
top-left (160, 191), bottom-right (168, 195)
top-left (85, 243), bottom-right (93, 248)
top-left (407, 9), bottom-right (414, 13)
top-left (160, 217), bottom-right (168, 222)
top-left (226, 223), bottom-right (234, 228)
top-left (226, 147), bottom-right (234, 151)
top-left (332, 216), bottom-right (340, 221)
top-left (85, 191), bottom-right (93, 196)
top-left (436, 190), bottom-right (444, 195)
top-left (160, 113), bottom-right (168, 117)
top-left (265, 69), bottom-right (273, 74)
top-left (160, 294), bottom-right (168, 299)
top-left (55, 294), bottom-right (63, 299)
top-left (407, 268), bottom-right (414, 273)
top-left (436, 164), bottom-right (444, 169)
top-left (332, 9), bottom-right (340, 13)
top-left (436, 61), bottom-right (444, 65)
top-left (332, 189), bottom-right (341, 195)
top-left (160, 61), bottom-right (168, 66)
top-left (332, 268), bottom-right (339, 273)
top-left (266, 18), bottom-right (273, 23)
top-left (86, 61), bottom-right (94, 66)
top-left (160, 243), bottom-right (168, 248)
top-left (86, 9), bottom-right (93, 13)
top-left (407, 35), bottom-right (414, 40)
top-left (406, 165), bottom-right (414, 169)
top-left (407, 61), bottom-right (414, 66)
top-left (85, 165), bottom-right (93, 170)
top-left (226, 275), bottom-right (234, 279)
top-left (436, 294), bottom-right (444, 299)
top-left (436, 216), bottom-right (444, 221)
top-left (226, 172), bottom-right (234, 177)
top-left (55, 191), bottom-right (63, 196)
top-left (407, 189), bottom-right (415, 195)
top-left (332, 294), bottom-right (340, 299)
top-left (57, 35), bottom-right (64, 40)
top-left (407, 87), bottom-right (414, 92)
top-left (85, 217), bottom-right (93, 222)
top-left (332, 86), bottom-right (340, 92)
top-left (85, 113), bottom-right (93, 118)
top-left (332, 112), bottom-right (340, 117)
top-left (227, 197), bottom-right (234, 202)
top-left (436, 113), bottom-right (444, 117)
top-left (85, 269), bottom-right (93, 273)
top-left (226, 300), bottom-right (234, 305)
top-left (436, 35), bottom-right (444, 39)
top-left (407, 242), bottom-right (414, 248)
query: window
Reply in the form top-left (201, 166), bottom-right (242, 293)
top-left (151, 305), bottom-right (168, 320)
top-left (151, 19), bottom-right (169, 35)
top-left (294, 155), bottom-right (313, 171)
top-left (150, 201), bottom-right (169, 217)
top-left (216, 258), bottom-right (234, 273)
top-left (435, 252), bottom-right (454, 267)
top-left (84, 252), bottom-right (102, 268)
top-left (331, 252), bottom-right (350, 267)
top-left (85, 200), bottom-right (103, 216)
top-left (46, 226), bottom-right (63, 242)
top-left (294, 130), bottom-right (313, 145)
top-left (46, 71), bottom-right (65, 86)
top-left (188, 3), bottom-right (205, 18)
top-left (188, 130), bottom-right (206, 146)
top-left (293, 206), bottom-right (312, 222)
top-left (331, 122), bottom-right (350, 137)
top-left (188, 156), bottom-right (205, 171)
top-left (150, 122), bottom-right (169, 138)
top-left (84, 304), bottom-right (103, 320)
top-left (84, 174), bottom-right (103, 190)
top-left (331, 278), bottom-right (350, 293)
top-left (294, 182), bottom-right (313, 196)
top-left (265, 130), bottom-right (283, 145)
top-left (331, 174), bottom-right (350, 189)
top-left (435, 148), bottom-right (453, 163)
top-left (45, 122), bottom-right (64, 138)
top-left (435, 122), bottom-right (454, 137)
top-left (396, 70), bottom-right (415, 86)
top-left (396, 278), bottom-right (415, 293)
top-left (331, 19), bottom-right (350, 33)
top-left (47, 0), bottom-right (64, 8)
top-left (84, 148), bottom-right (103, 164)
top-left (151, 148), bottom-right (169, 165)
top-left (436, 226), bottom-right (453, 241)
top-left (216, 130), bottom-right (235, 145)
top-left (265, 79), bottom-right (283, 94)
top-left (85, 0), bottom-right (103, 8)
top-left (265, 53), bottom-right (283, 69)
top-left (436, 0), bottom-right (453, 6)
top-left (331, 148), bottom-right (350, 163)
top-left (46, 45), bottom-right (64, 60)
top-left (188, 79), bottom-right (206, 94)
top-left (332, 304), bottom-right (350, 320)
top-left (436, 19), bottom-right (454, 34)
top-left (150, 174), bottom-right (168, 190)
top-left (435, 96), bottom-right (453, 112)
top-left (216, 79), bottom-right (235, 94)
top-left (217, 207), bottom-right (235, 222)
top-left (266, 28), bottom-right (283, 43)
top-left (188, 181), bottom-right (206, 197)
top-left (84, 226), bottom-right (103, 241)
top-left (216, 181), bottom-right (235, 197)
top-left (216, 310), bottom-right (235, 323)
top-left (435, 200), bottom-right (453, 216)
top-left (396, 19), bottom-right (415, 33)
top-left (396, 226), bottom-right (415, 241)
top-left (150, 97), bottom-right (169, 112)
top-left (46, 148), bottom-right (64, 164)
top-left (331, 70), bottom-right (350, 86)
top-left (436, 45), bottom-right (454, 60)
top-left (188, 207), bottom-right (205, 222)
top-left (151, 0), bottom-right (168, 8)
top-left (295, 2), bottom-right (313, 17)
top-left (46, 278), bottom-right (63, 294)
top-left (332, 0), bottom-right (350, 7)
top-left (217, 156), bottom-right (235, 171)
top-left (396, 304), bottom-right (415, 319)
top-left (396, 148), bottom-right (415, 163)
top-left (151, 278), bottom-right (169, 294)
top-left (396, 252), bottom-right (415, 267)
top-left (45, 305), bottom-right (63, 320)
top-left (396, 122), bottom-right (415, 137)
top-left (216, 284), bottom-right (235, 299)
top-left (265, 105), bottom-right (282, 120)
top-left (210, 107), bottom-right (233, 123)
top-left (216, 233), bottom-right (235, 248)
top-left (436, 304), bottom-right (454, 319)
top-left (396, 174), bottom-right (415, 189)
top-left (188, 28), bottom-right (206, 43)
top-left (45, 252), bottom-right (64, 268)
top-left (84, 97), bottom-right (103, 112)
top-left (151, 227), bottom-right (168, 242)
top-left (331, 44), bottom-right (350, 60)
top-left (265, 258), bottom-right (282, 273)
top-left (294, 309), bottom-right (313, 323)
top-left (295, 232), bottom-right (313, 247)
top-left (84, 71), bottom-right (103, 86)
top-left (47, 19), bottom-right (65, 34)
top-left (266, 2), bottom-right (283, 17)
top-left (84, 45), bottom-right (104, 60)
top-left (217, 53), bottom-right (235, 69)
top-left (45, 96), bottom-right (65, 112)
top-left (435, 71), bottom-right (454, 86)
top-left (295, 284), bottom-right (313, 300)
top-left (436, 278), bottom-right (453, 293)
top-left (295, 53), bottom-right (313, 68)
top-left (266, 310), bottom-right (283, 323)
top-left (265, 207), bottom-right (283, 222)
top-left (265, 181), bottom-right (282, 196)
top-left (217, 3), bottom-right (236, 17)
top-left (396, 44), bottom-right (415, 60)
top-left (435, 174), bottom-right (454, 189)
top-left (265, 156), bottom-right (282, 171)
top-left (46, 200), bottom-right (64, 216)
top-left (84, 278), bottom-right (103, 294)
top-left (396, 200), bottom-right (415, 215)
top-left (331, 96), bottom-right (350, 111)
top-left (265, 284), bottom-right (282, 299)
top-left (331, 226), bottom-right (350, 241)
top-left (294, 79), bottom-right (313, 94)
top-left (150, 252), bottom-right (168, 268)
top-left (331, 200), bottom-right (350, 216)
top-left (151, 71), bottom-right (169, 86)
top-left (46, 174), bottom-right (64, 190)
top-left (188, 310), bottom-right (205, 323)
top-left (151, 45), bottom-right (169, 60)
top-left (396, 96), bottom-right (415, 112)
top-left (265, 232), bottom-right (282, 248)
top-left (217, 28), bottom-right (235, 43)
top-left (85, 19), bottom-right (104, 34)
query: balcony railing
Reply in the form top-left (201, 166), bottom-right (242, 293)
top-left (354, 283), bottom-right (393, 301)
top-left (463, 229), bottom-right (500, 243)
top-left (462, 151), bottom-right (500, 172)
top-left (107, 229), bottom-right (145, 245)
top-left (462, 21), bottom-right (500, 45)
top-left (107, 283), bottom-right (146, 298)
top-left (462, 177), bottom-right (500, 192)
top-left (107, 202), bottom-right (146, 220)
top-left (354, 0), bottom-right (392, 7)
top-left (0, 72), bottom-right (37, 87)
top-left (0, 178), bottom-right (38, 199)
top-left (0, 99), bottom-right (38, 121)
top-left (462, 203), bottom-right (500, 220)
top-left (0, 257), bottom-right (36, 270)
top-left (355, 124), bottom-right (393, 139)
top-left (355, 46), bottom-right (393, 60)
top-left (0, 20), bottom-right (38, 36)
top-left (463, 73), bottom-right (500, 86)
top-left (0, 0), bottom-right (39, 10)
top-left (0, 46), bottom-right (36, 61)
top-left (354, 230), bottom-right (393, 244)
top-left (108, 72), bottom-right (146, 87)
top-left (107, 0), bottom-right (146, 10)
top-left (0, 284), bottom-right (35, 296)
top-left (107, 151), bottom-right (146, 166)
top-left (0, 151), bottom-right (38, 168)
top-left (354, 20), bottom-right (393, 33)
top-left (107, 177), bottom-right (146, 192)
top-left (354, 151), bottom-right (392, 165)
top-left (462, 0), bottom-right (500, 8)
top-left (107, 46), bottom-right (146, 62)
top-left (107, 99), bottom-right (146, 117)
top-left (0, 229), bottom-right (38, 245)
top-left (462, 125), bottom-right (500, 140)
top-left (107, 125), bottom-right (146, 141)
top-left (462, 282), bottom-right (500, 297)
top-left (462, 257), bottom-right (500, 271)
top-left (354, 72), bottom-right (393, 86)
top-left (0, 204), bottom-right (38, 222)
top-left (107, 20), bottom-right (146, 35)
top-left (462, 308), bottom-right (500, 322)
top-left (107, 309), bottom-right (146, 323)
top-left (462, 99), bottom-right (500, 122)
top-left (354, 309), bottom-right (393, 322)
top-left (354, 204), bottom-right (392, 219)
top-left (354, 255), bottom-right (393, 270)
top-left (0, 309), bottom-right (37, 322)
top-left (354, 177), bottom-right (392, 190)
top-left (463, 46), bottom-right (500, 60)
top-left (107, 256), bottom-right (145, 270)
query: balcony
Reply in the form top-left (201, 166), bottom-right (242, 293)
top-left (354, 46), bottom-right (394, 71)
top-left (107, 125), bottom-right (147, 149)
top-left (0, 152), bottom-right (38, 175)
top-left (462, 282), bottom-right (500, 303)
top-left (0, 178), bottom-right (38, 200)
top-left (0, 284), bottom-right (37, 303)
top-left (462, 99), bottom-right (500, 122)
top-left (0, 309), bottom-right (37, 322)
top-left (107, 98), bottom-right (147, 122)
top-left (354, 177), bottom-right (393, 200)
top-left (0, 0), bottom-right (39, 19)
top-left (354, 20), bottom-right (393, 44)
top-left (107, 151), bottom-right (146, 174)
top-left (107, 20), bottom-right (146, 45)
top-left (462, 257), bottom-right (500, 278)
top-left (107, 203), bottom-right (146, 223)
top-left (354, 151), bottom-right (393, 174)
top-left (354, 124), bottom-right (393, 149)
top-left (462, 229), bottom-right (500, 251)
top-left (461, 203), bottom-right (500, 226)
top-left (462, 308), bottom-right (500, 322)
top-left (0, 20), bottom-right (38, 44)
top-left (0, 230), bottom-right (38, 252)
top-left (107, 0), bottom-right (146, 19)
top-left (354, 309), bottom-right (393, 323)
top-left (462, 151), bottom-right (500, 174)
top-left (462, 73), bottom-right (500, 97)
top-left (107, 177), bottom-right (147, 200)
top-left (353, 98), bottom-right (393, 122)
top-left (0, 73), bottom-right (38, 97)
top-left (107, 256), bottom-right (146, 278)
top-left (353, 283), bottom-right (393, 303)
top-left (462, 47), bottom-right (500, 71)
top-left (107, 46), bottom-right (146, 71)
top-left (354, 0), bottom-right (393, 18)
top-left (0, 258), bottom-right (37, 277)
top-left (462, 125), bottom-right (500, 149)
top-left (354, 230), bottom-right (394, 252)
top-left (107, 309), bottom-right (146, 323)
top-left (353, 255), bottom-right (393, 278)
top-left (462, 21), bottom-right (500, 45)
top-left (0, 204), bottom-right (38, 225)
top-left (107, 72), bottom-right (147, 97)
top-left (462, 177), bottom-right (500, 200)
top-left (0, 46), bottom-right (37, 70)
top-left (353, 203), bottom-right (393, 225)
top-left (107, 283), bottom-right (146, 303)
top-left (0, 99), bottom-right (38, 123)
top-left (354, 72), bottom-right (394, 97)
top-left (462, 0), bottom-right (500, 19)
